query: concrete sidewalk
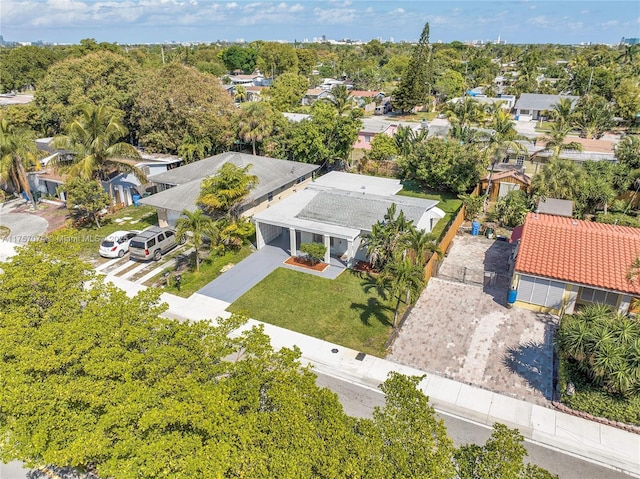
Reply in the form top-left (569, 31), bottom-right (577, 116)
top-left (108, 275), bottom-right (640, 478)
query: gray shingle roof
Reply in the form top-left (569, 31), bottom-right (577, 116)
top-left (142, 152), bottom-right (319, 213)
top-left (296, 189), bottom-right (438, 232)
top-left (514, 94), bottom-right (579, 112)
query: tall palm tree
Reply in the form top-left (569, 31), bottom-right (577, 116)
top-left (377, 252), bottom-right (425, 328)
top-left (445, 97), bottom-right (483, 128)
top-left (406, 228), bottom-right (441, 268)
top-left (52, 105), bottom-right (145, 184)
top-left (549, 97), bottom-right (575, 129)
top-left (175, 209), bottom-right (218, 272)
top-left (237, 103), bottom-right (274, 156)
top-left (535, 122), bottom-right (583, 161)
top-left (0, 115), bottom-right (42, 206)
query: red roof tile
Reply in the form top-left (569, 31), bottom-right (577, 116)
top-left (515, 213), bottom-right (640, 295)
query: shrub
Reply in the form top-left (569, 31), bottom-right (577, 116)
top-left (460, 193), bottom-right (483, 221)
top-left (493, 190), bottom-right (531, 227)
top-left (595, 212), bottom-right (640, 228)
top-left (299, 242), bottom-right (326, 265)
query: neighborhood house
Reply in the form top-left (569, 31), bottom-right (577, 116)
top-left (252, 171), bottom-right (445, 267)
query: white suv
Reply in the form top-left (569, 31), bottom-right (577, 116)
top-left (99, 230), bottom-right (139, 258)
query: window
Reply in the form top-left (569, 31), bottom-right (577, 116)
top-left (312, 233), bottom-right (323, 243)
top-left (515, 155), bottom-right (525, 166)
top-left (520, 109), bottom-right (530, 115)
top-left (165, 231), bottom-right (174, 239)
top-left (579, 287), bottom-right (619, 308)
top-left (364, 135), bottom-right (371, 143)
top-left (157, 234), bottom-right (165, 242)
top-left (296, 175), bottom-right (306, 184)
top-left (517, 275), bottom-right (565, 308)
top-left (268, 192), bottom-right (274, 202)
top-left (147, 238), bottom-right (156, 248)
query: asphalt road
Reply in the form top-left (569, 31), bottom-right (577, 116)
top-left (314, 371), bottom-right (633, 479)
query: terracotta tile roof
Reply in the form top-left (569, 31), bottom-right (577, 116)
top-left (515, 212), bottom-right (640, 295)
top-left (349, 90), bottom-right (382, 97)
top-left (563, 136), bottom-right (615, 154)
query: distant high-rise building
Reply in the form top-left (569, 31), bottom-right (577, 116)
top-left (621, 37), bottom-right (640, 45)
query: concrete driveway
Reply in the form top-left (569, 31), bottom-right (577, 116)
top-left (197, 234), bottom-right (345, 303)
top-left (388, 235), bottom-right (558, 406)
top-left (0, 198), bottom-right (49, 244)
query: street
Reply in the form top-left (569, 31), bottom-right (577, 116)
top-left (314, 371), bottom-right (633, 479)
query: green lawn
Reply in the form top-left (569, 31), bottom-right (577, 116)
top-left (150, 245), bottom-right (253, 297)
top-left (395, 180), bottom-right (463, 239)
top-left (51, 205), bottom-right (158, 260)
top-left (228, 268), bottom-right (399, 357)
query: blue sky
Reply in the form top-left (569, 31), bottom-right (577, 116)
top-left (1, 1), bottom-right (638, 45)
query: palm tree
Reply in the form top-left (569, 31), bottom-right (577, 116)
top-left (406, 228), bottom-right (441, 268)
top-left (445, 97), bottom-right (483, 128)
top-left (234, 85), bottom-right (247, 103)
top-left (549, 97), bottom-right (575, 129)
top-left (530, 157), bottom-right (583, 201)
top-left (52, 105), bottom-right (145, 184)
top-left (377, 252), bottom-right (425, 328)
top-left (535, 122), bottom-right (583, 161)
top-left (178, 135), bottom-right (211, 163)
top-left (175, 209), bottom-right (218, 272)
top-left (237, 103), bottom-right (273, 156)
top-left (0, 115), bottom-right (42, 207)
top-left (198, 162), bottom-right (258, 220)
top-left (323, 85), bottom-right (354, 115)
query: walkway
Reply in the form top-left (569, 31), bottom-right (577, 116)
top-left (197, 234), bottom-right (345, 303)
top-left (0, 198), bottom-right (48, 243)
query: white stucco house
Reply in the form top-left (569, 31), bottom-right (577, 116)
top-left (252, 172), bottom-right (445, 267)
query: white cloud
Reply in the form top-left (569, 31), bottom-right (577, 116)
top-left (226, 2), bottom-right (238, 8)
top-left (600, 20), bottom-right (619, 27)
top-left (528, 15), bottom-right (552, 27)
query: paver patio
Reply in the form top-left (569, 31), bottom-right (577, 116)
top-left (388, 235), bottom-right (557, 406)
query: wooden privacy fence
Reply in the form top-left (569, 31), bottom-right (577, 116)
top-left (423, 184), bottom-right (479, 282)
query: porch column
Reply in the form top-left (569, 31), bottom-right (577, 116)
top-left (255, 221), bottom-right (265, 249)
top-left (323, 234), bottom-right (331, 264)
top-left (346, 239), bottom-right (355, 267)
top-left (289, 227), bottom-right (297, 256)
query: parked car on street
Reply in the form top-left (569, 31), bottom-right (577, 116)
top-left (99, 230), bottom-right (139, 258)
top-left (129, 226), bottom-right (184, 261)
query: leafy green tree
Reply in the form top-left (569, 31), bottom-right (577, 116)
top-left (257, 42), bottom-right (299, 76)
top-left (218, 216), bottom-right (255, 250)
top-left (35, 51), bottom-right (141, 133)
top-left (295, 49), bottom-right (317, 76)
top-left (398, 137), bottom-right (487, 194)
top-left (393, 22), bottom-right (434, 112)
top-left (493, 190), bottom-right (531, 227)
top-left (456, 423), bottom-right (559, 479)
top-left (52, 105), bottom-right (145, 184)
top-left (0, 114), bottom-right (42, 206)
top-left (366, 373), bottom-right (456, 476)
top-left (613, 78), bottom-right (640, 123)
top-left (460, 193), bottom-right (484, 221)
top-left (367, 134), bottom-right (398, 162)
top-left (287, 102), bottom-right (362, 165)
top-left (131, 63), bottom-right (235, 154)
top-left (615, 135), bottom-right (640, 170)
top-left (62, 178), bottom-right (109, 227)
top-left (175, 209), bottom-right (218, 272)
top-left (299, 242), bottom-right (327, 265)
top-left (0, 46), bottom-right (61, 93)
top-left (435, 69), bottom-right (465, 100)
top-left (266, 72), bottom-right (309, 112)
top-left (198, 162), bottom-right (258, 220)
top-left (221, 45), bottom-right (259, 73)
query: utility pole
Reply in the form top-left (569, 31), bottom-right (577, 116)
top-left (161, 45), bottom-right (165, 64)
top-left (586, 66), bottom-right (594, 93)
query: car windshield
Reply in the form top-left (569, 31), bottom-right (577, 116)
top-left (101, 240), bottom-right (115, 247)
top-left (129, 240), bottom-right (146, 249)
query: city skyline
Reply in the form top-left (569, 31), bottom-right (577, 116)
top-left (1, 0), bottom-right (638, 45)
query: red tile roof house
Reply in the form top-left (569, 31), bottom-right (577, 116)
top-left (511, 212), bottom-right (640, 315)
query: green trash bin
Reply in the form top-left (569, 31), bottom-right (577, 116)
top-left (485, 226), bottom-right (495, 239)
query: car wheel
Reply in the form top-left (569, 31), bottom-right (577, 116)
top-left (153, 249), bottom-right (162, 261)
top-left (118, 249), bottom-right (125, 258)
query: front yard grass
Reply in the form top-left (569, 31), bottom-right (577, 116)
top-left (151, 245), bottom-right (253, 298)
top-left (228, 268), bottom-right (400, 357)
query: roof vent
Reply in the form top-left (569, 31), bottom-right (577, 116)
top-left (572, 220), bottom-right (578, 226)
top-left (361, 185), bottom-right (366, 195)
top-left (534, 209), bottom-right (539, 220)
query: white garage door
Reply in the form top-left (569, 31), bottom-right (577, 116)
top-left (517, 275), bottom-right (565, 308)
